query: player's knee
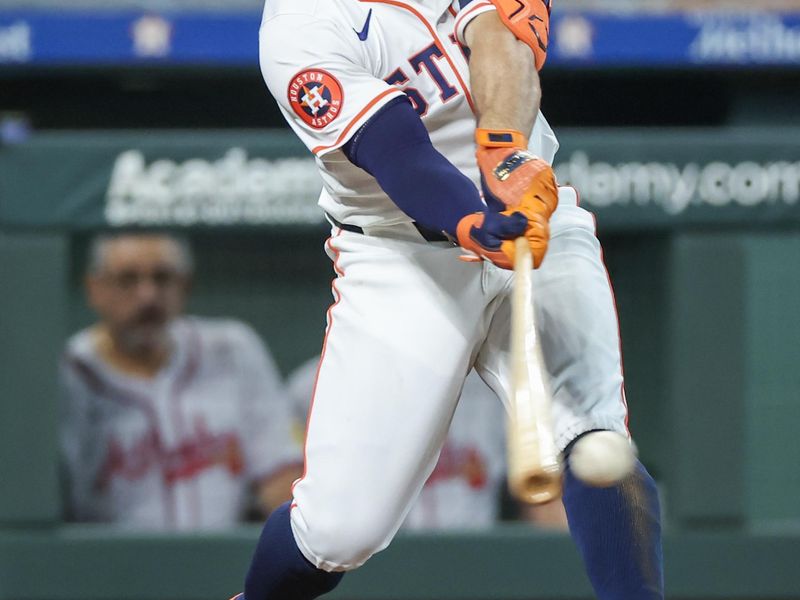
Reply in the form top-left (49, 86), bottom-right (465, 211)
top-left (294, 509), bottom-right (391, 572)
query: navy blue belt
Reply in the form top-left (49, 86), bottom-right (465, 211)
top-left (326, 214), bottom-right (449, 243)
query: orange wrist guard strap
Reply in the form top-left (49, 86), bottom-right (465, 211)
top-left (475, 128), bottom-right (528, 149)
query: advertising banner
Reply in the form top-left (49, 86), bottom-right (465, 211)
top-left (1, 128), bottom-right (798, 232)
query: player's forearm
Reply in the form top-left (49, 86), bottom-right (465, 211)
top-left (465, 11), bottom-right (541, 135)
top-left (344, 97), bottom-right (485, 236)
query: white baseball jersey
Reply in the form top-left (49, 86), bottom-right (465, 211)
top-left (259, 0), bottom-right (629, 572)
top-left (60, 317), bottom-right (302, 531)
top-left (287, 358), bottom-right (506, 530)
top-left (259, 0), bottom-right (559, 227)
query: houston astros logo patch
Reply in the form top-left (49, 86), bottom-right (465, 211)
top-left (288, 69), bottom-right (344, 129)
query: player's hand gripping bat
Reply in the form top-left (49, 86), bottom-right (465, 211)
top-left (507, 237), bottom-right (562, 504)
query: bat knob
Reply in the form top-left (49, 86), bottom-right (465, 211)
top-left (509, 463), bottom-right (563, 505)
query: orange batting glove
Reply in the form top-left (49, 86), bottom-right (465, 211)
top-left (474, 128), bottom-right (558, 267)
top-left (476, 128), bottom-right (558, 216)
top-left (456, 208), bottom-right (550, 270)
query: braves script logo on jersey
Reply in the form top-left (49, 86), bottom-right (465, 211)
top-left (288, 69), bottom-right (344, 129)
top-left (426, 442), bottom-right (488, 489)
top-left (94, 417), bottom-right (245, 491)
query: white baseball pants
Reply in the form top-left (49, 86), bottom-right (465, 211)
top-left (290, 187), bottom-right (629, 571)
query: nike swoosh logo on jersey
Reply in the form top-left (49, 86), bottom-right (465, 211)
top-left (353, 9), bottom-right (372, 41)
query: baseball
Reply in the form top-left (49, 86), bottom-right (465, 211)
top-left (568, 431), bottom-right (637, 487)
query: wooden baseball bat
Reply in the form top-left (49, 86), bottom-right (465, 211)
top-left (507, 237), bottom-right (563, 504)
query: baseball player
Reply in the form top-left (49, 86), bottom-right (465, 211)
top-left (60, 232), bottom-right (302, 530)
top-left (236, 0), bottom-right (663, 598)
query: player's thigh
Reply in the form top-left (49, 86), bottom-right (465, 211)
top-left (474, 189), bottom-right (628, 451)
top-left (292, 230), bottom-right (489, 570)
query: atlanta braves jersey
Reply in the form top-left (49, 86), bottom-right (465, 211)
top-left (259, 0), bottom-right (559, 227)
top-left (60, 317), bottom-right (302, 531)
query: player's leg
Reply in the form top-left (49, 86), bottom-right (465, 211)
top-left (561, 438), bottom-right (662, 600)
top-left (244, 228), bottom-right (491, 600)
top-left (244, 501), bottom-right (343, 600)
top-left (475, 187), bottom-right (663, 599)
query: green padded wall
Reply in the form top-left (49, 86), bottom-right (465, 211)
top-left (743, 234), bottom-right (800, 521)
top-left (667, 233), bottom-right (748, 526)
top-left (0, 232), bottom-right (67, 525)
top-left (667, 231), bottom-right (800, 527)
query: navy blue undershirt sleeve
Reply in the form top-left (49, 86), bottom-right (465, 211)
top-left (342, 96), bottom-right (485, 237)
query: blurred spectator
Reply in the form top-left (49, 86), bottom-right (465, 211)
top-left (59, 231), bottom-right (301, 530)
top-left (288, 357), bottom-right (568, 531)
